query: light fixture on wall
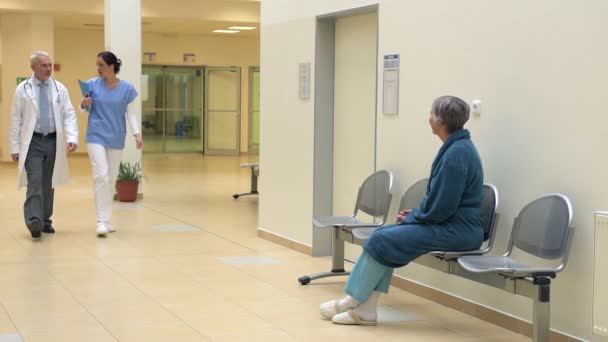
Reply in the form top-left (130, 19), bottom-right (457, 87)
top-left (213, 29), bottom-right (240, 34)
top-left (228, 26), bottom-right (256, 30)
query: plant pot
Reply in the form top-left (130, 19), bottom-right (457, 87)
top-left (116, 180), bottom-right (139, 202)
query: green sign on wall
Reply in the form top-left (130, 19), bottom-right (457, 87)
top-left (16, 77), bottom-right (28, 85)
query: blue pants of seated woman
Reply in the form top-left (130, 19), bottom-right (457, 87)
top-left (344, 251), bottom-right (393, 302)
top-left (345, 222), bottom-right (482, 303)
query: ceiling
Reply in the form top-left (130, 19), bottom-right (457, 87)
top-left (0, 0), bottom-right (260, 38)
top-left (54, 15), bottom-right (260, 38)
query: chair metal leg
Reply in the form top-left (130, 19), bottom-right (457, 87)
top-left (532, 283), bottom-right (550, 342)
top-left (298, 227), bottom-right (350, 285)
top-left (250, 169), bottom-right (258, 193)
top-left (233, 166), bottom-right (259, 199)
top-left (331, 227), bottom-right (345, 272)
top-left (232, 191), bottom-right (258, 199)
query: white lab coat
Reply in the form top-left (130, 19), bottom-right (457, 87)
top-left (8, 76), bottom-right (78, 189)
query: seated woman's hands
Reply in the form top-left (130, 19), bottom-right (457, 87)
top-left (396, 210), bottom-right (412, 224)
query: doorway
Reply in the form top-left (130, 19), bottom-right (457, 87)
top-left (204, 67), bottom-right (241, 156)
top-left (141, 65), bottom-right (203, 153)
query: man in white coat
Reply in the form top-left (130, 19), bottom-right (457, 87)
top-left (9, 51), bottom-right (78, 239)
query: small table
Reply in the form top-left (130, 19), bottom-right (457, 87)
top-left (233, 163), bottom-right (259, 199)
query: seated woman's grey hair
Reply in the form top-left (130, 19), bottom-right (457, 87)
top-left (431, 96), bottom-right (470, 133)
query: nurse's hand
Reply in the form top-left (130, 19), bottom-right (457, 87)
top-left (135, 134), bottom-right (143, 150)
top-left (11, 154), bottom-right (18, 162)
top-left (67, 143), bottom-right (78, 152)
top-left (81, 97), bottom-right (92, 108)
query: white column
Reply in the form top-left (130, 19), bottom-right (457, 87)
top-left (105, 0), bottom-right (142, 166)
top-left (1, 14), bottom-right (54, 161)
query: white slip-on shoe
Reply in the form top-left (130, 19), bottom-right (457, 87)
top-left (320, 300), bottom-right (347, 320)
top-left (331, 309), bottom-right (377, 326)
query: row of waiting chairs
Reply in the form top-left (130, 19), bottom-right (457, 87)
top-left (299, 170), bottom-right (574, 342)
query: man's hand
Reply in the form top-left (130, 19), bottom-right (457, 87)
top-left (135, 134), bottom-right (143, 150)
top-left (67, 143), bottom-right (78, 153)
top-left (396, 209), bottom-right (412, 224)
top-left (11, 154), bottom-right (19, 162)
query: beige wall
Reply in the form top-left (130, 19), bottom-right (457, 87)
top-left (1, 14), bottom-right (54, 160)
top-left (260, 0), bottom-right (608, 340)
top-left (6, 29), bottom-right (260, 154)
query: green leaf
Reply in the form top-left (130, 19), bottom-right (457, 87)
top-left (116, 161), bottom-right (147, 182)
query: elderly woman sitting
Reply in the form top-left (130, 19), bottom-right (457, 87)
top-left (320, 95), bottom-right (484, 326)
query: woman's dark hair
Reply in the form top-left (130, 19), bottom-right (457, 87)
top-left (97, 51), bottom-right (122, 74)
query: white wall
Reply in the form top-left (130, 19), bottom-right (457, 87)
top-left (260, 0), bottom-right (608, 339)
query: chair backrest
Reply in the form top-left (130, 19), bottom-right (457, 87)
top-left (398, 178), bottom-right (429, 212)
top-left (481, 184), bottom-right (499, 242)
top-left (507, 194), bottom-right (573, 260)
top-left (354, 170), bottom-right (394, 224)
top-left (399, 180), bottom-right (499, 244)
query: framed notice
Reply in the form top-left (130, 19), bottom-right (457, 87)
top-left (299, 62), bottom-right (311, 100)
top-left (383, 54), bottom-right (399, 114)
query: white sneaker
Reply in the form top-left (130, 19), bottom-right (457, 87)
top-left (96, 222), bottom-right (109, 237)
top-left (107, 223), bottom-right (116, 233)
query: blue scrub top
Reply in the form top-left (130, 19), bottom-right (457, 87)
top-left (85, 77), bottom-right (138, 149)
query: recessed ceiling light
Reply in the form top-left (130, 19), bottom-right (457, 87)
top-left (213, 29), bottom-right (240, 33)
top-left (228, 26), bottom-right (256, 30)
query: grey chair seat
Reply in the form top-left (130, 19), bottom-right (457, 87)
top-left (313, 216), bottom-right (381, 229)
top-left (430, 250), bottom-right (485, 260)
top-left (458, 255), bottom-right (558, 278)
top-left (352, 227), bottom-right (379, 240)
top-left (299, 170), bottom-right (393, 286)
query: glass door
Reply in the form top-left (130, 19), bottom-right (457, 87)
top-left (248, 67), bottom-right (260, 154)
top-left (164, 67), bottom-right (203, 153)
top-left (141, 65), bottom-right (203, 153)
top-left (204, 67), bottom-right (241, 156)
top-left (142, 66), bottom-right (164, 153)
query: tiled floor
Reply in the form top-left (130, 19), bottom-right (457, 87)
top-left (0, 154), bottom-right (530, 341)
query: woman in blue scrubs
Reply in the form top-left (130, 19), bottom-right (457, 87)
top-left (320, 96), bottom-right (484, 325)
top-left (80, 51), bottom-right (142, 237)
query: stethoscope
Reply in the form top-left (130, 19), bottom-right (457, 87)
top-left (24, 77), bottom-right (61, 105)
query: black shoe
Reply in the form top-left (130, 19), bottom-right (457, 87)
top-left (29, 220), bottom-right (43, 239)
top-left (42, 224), bottom-right (55, 234)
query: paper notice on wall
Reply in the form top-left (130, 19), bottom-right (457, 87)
top-left (299, 62), bottom-right (311, 100)
top-left (383, 54), bottom-right (399, 115)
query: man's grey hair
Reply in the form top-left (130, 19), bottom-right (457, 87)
top-left (30, 50), bottom-right (50, 65)
top-left (431, 96), bottom-right (470, 133)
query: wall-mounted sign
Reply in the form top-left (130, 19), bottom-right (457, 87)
top-left (143, 52), bottom-right (157, 63)
top-left (16, 77), bottom-right (28, 85)
top-left (299, 62), bottom-right (311, 100)
top-left (383, 54), bottom-right (399, 115)
top-left (183, 53), bottom-right (196, 64)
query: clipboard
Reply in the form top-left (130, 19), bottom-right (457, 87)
top-left (78, 80), bottom-right (90, 97)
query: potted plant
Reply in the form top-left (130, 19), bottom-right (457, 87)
top-left (115, 161), bottom-right (145, 202)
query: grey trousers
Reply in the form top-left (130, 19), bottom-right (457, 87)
top-left (24, 134), bottom-right (56, 229)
